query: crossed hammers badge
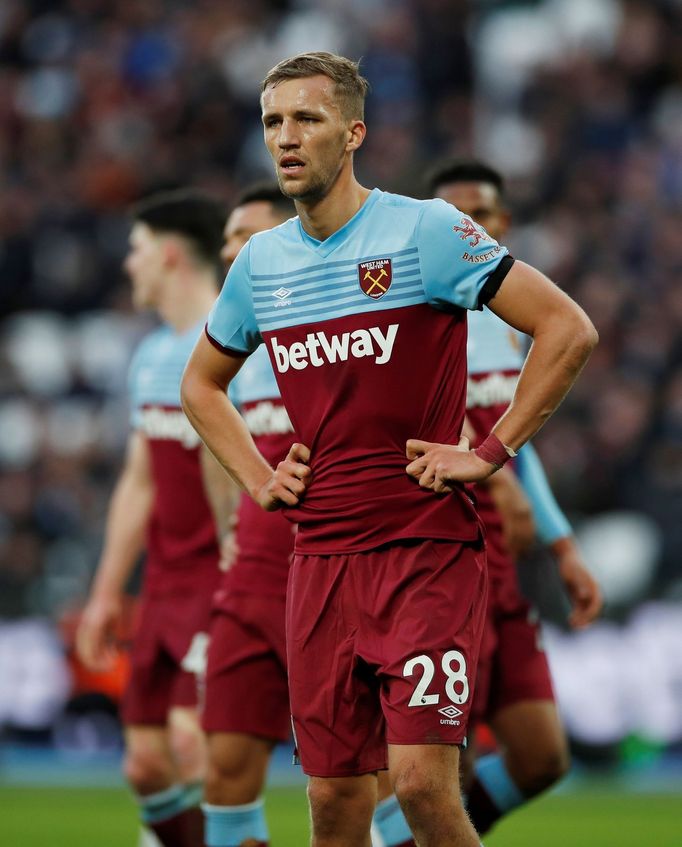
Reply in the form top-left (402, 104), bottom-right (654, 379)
top-left (358, 258), bottom-right (393, 299)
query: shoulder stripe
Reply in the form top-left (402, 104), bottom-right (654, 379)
top-left (250, 247), bottom-right (418, 283)
top-left (254, 277), bottom-right (423, 320)
top-left (253, 267), bottom-right (422, 306)
top-left (252, 256), bottom-right (420, 297)
top-left (258, 290), bottom-right (426, 331)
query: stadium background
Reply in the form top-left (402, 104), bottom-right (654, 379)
top-left (0, 0), bottom-right (680, 844)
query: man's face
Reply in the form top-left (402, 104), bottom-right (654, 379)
top-left (123, 222), bottom-right (167, 309)
top-left (436, 181), bottom-right (509, 242)
top-left (261, 75), bottom-right (352, 202)
top-left (222, 201), bottom-right (287, 268)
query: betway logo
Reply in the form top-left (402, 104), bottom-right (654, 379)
top-left (139, 407), bottom-right (201, 448)
top-left (241, 401), bottom-right (294, 436)
top-left (466, 373), bottom-right (518, 409)
top-left (270, 324), bottom-right (399, 373)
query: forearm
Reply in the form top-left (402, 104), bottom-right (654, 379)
top-left (91, 471), bottom-right (151, 600)
top-left (491, 311), bottom-right (596, 451)
top-left (515, 442), bottom-right (571, 544)
top-left (182, 375), bottom-right (273, 501)
top-left (200, 444), bottom-right (242, 539)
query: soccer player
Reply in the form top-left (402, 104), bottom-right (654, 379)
top-left (76, 190), bottom-right (229, 847)
top-left (201, 184), bottom-right (297, 847)
top-left (181, 52), bottom-right (597, 847)
top-left (371, 163), bottom-right (603, 845)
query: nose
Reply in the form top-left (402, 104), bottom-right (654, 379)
top-left (278, 117), bottom-right (300, 149)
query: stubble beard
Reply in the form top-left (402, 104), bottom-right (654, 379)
top-left (277, 169), bottom-right (329, 204)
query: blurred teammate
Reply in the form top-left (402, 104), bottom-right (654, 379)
top-left (77, 190), bottom-right (229, 847)
top-left (372, 164), bottom-right (602, 844)
top-left (437, 159), bottom-right (602, 832)
top-left (181, 52), bottom-right (597, 847)
top-left (201, 184), bottom-right (296, 847)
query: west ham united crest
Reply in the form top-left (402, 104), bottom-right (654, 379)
top-left (358, 258), bottom-right (392, 299)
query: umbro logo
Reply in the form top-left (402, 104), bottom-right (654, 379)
top-left (438, 705), bottom-right (463, 719)
top-left (272, 286), bottom-right (292, 310)
top-left (438, 705), bottom-right (462, 726)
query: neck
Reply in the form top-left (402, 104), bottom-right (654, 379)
top-left (158, 269), bottom-right (218, 332)
top-left (295, 166), bottom-right (371, 242)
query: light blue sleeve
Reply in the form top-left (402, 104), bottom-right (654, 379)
top-left (127, 340), bottom-right (148, 429)
top-left (206, 242), bottom-right (261, 354)
top-left (516, 443), bottom-right (572, 545)
top-left (417, 199), bottom-right (511, 311)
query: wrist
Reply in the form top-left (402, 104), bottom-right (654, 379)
top-left (551, 535), bottom-right (577, 558)
top-left (90, 577), bottom-right (123, 603)
top-left (474, 433), bottom-right (517, 470)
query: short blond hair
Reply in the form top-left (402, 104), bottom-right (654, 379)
top-left (261, 51), bottom-right (369, 121)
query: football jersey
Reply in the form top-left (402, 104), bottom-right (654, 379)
top-left (465, 308), bottom-right (525, 573)
top-left (224, 345), bottom-right (295, 596)
top-left (129, 320), bottom-right (220, 595)
top-left (207, 189), bottom-right (514, 554)
top-left (467, 309), bottom-right (572, 550)
top-left (466, 306), bottom-right (525, 434)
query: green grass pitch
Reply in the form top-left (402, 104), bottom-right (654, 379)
top-left (1, 784), bottom-right (680, 846)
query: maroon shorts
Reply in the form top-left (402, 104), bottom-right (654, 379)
top-left (202, 590), bottom-right (289, 743)
top-left (286, 539), bottom-right (487, 777)
top-left (473, 536), bottom-right (554, 723)
top-left (120, 590), bottom-right (212, 726)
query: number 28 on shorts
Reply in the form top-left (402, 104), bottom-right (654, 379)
top-left (403, 650), bottom-right (469, 707)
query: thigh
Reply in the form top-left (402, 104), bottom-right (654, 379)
top-left (375, 540), bottom-right (488, 748)
top-left (122, 594), bottom-right (208, 725)
top-left (203, 595), bottom-right (289, 743)
top-left (287, 554), bottom-right (387, 778)
top-left (121, 605), bottom-right (176, 725)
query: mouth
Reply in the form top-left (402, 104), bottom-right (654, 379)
top-left (279, 155), bottom-right (306, 176)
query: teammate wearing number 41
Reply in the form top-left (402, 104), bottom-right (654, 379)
top-left (371, 163), bottom-right (603, 845)
top-left (181, 51), bottom-right (598, 847)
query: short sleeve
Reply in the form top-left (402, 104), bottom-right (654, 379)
top-left (206, 243), bottom-right (262, 355)
top-left (127, 343), bottom-right (146, 429)
top-left (417, 199), bottom-right (514, 311)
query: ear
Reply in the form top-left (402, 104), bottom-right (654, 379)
top-left (346, 119), bottom-right (366, 154)
top-left (162, 237), bottom-right (183, 270)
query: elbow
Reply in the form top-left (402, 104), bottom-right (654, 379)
top-left (570, 311), bottom-right (598, 363)
top-left (579, 315), bottom-right (599, 355)
top-left (180, 368), bottom-right (197, 418)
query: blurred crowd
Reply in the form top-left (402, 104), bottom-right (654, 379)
top-left (0, 0), bottom-right (680, 695)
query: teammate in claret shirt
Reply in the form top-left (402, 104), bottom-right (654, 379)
top-left (182, 52), bottom-right (598, 847)
top-left (371, 162), bottom-right (603, 846)
top-left (200, 185), bottom-right (297, 847)
top-left (77, 190), bottom-right (231, 847)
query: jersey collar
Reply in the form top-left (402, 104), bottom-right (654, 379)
top-left (296, 188), bottom-right (382, 257)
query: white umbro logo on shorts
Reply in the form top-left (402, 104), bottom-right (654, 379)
top-left (273, 287), bottom-right (291, 299)
top-left (438, 705), bottom-right (463, 719)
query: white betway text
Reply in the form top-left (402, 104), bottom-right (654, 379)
top-left (139, 407), bottom-right (201, 448)
top-left (466, 373), bottom-right (518, 409)
top-left (241, 401), bottom-right (293, 436)
top-left (270, 324), bottom-right (399, 373)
